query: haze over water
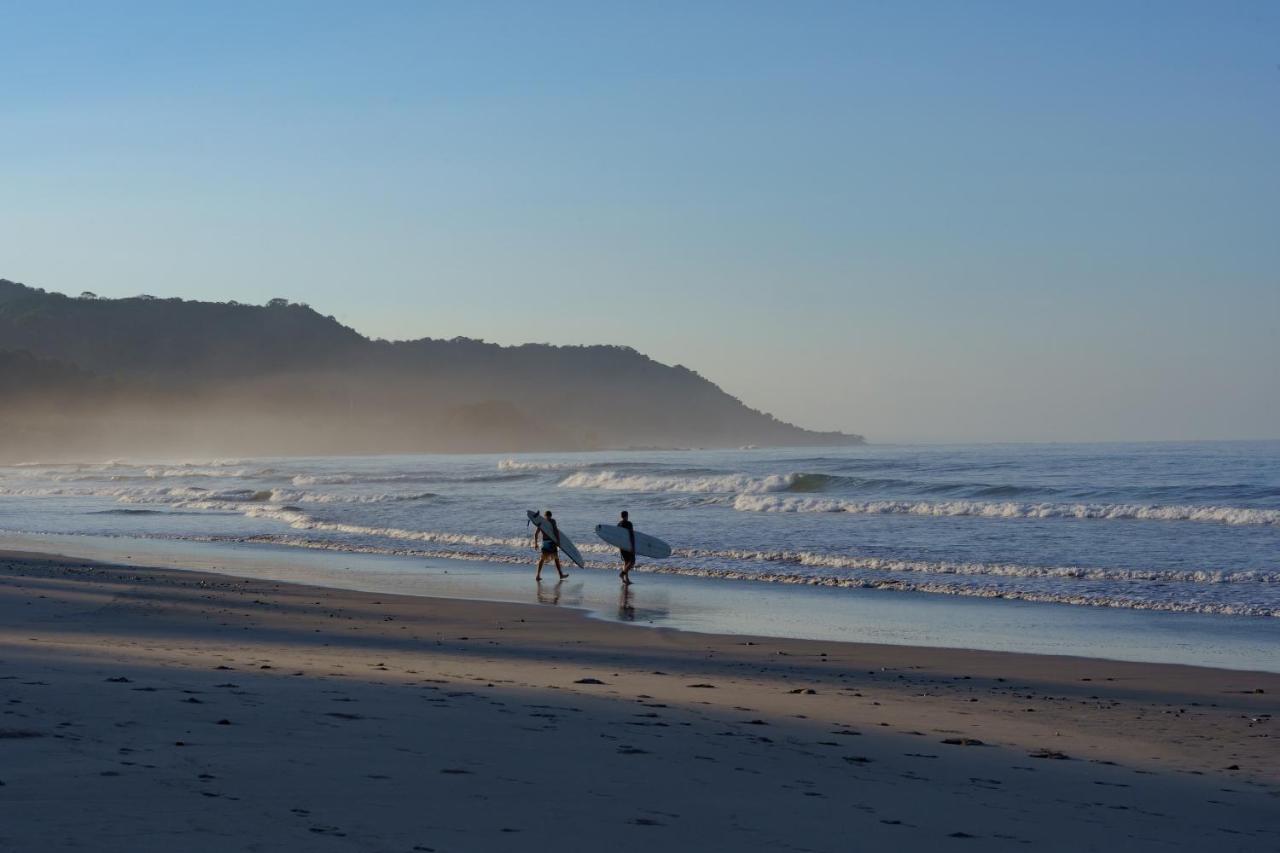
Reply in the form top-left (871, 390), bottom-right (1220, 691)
top-left (4, 441), bottom-right (1277, 620)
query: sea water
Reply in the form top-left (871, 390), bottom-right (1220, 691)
top-left (1, 442), bottom-right (1277, 665)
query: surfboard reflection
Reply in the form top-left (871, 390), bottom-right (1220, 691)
top-left (617, 584), bottom-right (670, 623)
top-left (532, 576), bottom-right (670, 623)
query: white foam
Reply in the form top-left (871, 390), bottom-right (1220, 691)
top-left (631, 564), bottom-right (1280, 618)
top-left (141, 466), bottom-right (270, 479)
top-left (497, 459), bottom-right (581, 471)
top-left (677, 547), bottom-right (1280, 584)
top-left (559, 470), bottom-right (800, 494)
top-left (280, 489), bottom-right (434, 504)
top-left (729, 495), bottom-right (1280, 526)
top-left (229, 506), bottom-right (535, 550)
top-left (289, 473), bottom-right (431, 486)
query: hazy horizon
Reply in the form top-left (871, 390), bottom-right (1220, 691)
top-left (2, 2), bottom-right (1276, 443)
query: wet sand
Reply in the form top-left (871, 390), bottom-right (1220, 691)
top-left (1, 550), bottom-right (1277, 851)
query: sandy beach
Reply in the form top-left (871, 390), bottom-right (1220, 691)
top-left (1, 549), bottom-right (1276, 852)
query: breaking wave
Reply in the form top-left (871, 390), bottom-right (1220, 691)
top-left (498, 459), bottom-right (584, 472)
top-left (675, 547), bottom-right (1280, 584)
top-left (730, 495), bottom-right (1280, 526)
top-left (290, 473), bottom-right (435, 486)
top-left (558, 470), bottom-right (834, 494)
top-left (498, 459), bottom-right (682, 473)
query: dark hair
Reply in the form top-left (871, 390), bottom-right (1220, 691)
top-left (544, 510), bottom-right (553, 518)
top-left (620, 510), bottom-right (629, 519)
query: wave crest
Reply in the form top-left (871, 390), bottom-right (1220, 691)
top-left (559, 470), bottom-right (805, 494)
top-left (730, 495), bottom-right (1280, 526)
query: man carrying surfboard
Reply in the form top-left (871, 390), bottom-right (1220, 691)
top-left (533, 509), bottom-right (569, 581)
top-left (617, 510), bottom-right (637, 585)
top-left (594, 516), bottom-right (671, 580)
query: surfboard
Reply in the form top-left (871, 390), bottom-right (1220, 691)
top-left (526, 510), bottom-right (584, 568)
top-left (595, 524), bottom-right (672, 559)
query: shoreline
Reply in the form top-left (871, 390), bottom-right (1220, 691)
top-left (6, 544), bottom-right (1278, 682)
top-left (3, 531), bottom-right (1278, 673)
top-left (2, 548), bottom-right (1278, 850)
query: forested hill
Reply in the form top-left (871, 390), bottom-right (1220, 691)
top-left (0, 279), bottom-right (863, 457)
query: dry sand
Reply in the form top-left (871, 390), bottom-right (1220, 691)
top-left (0, 550), bottom-right (1276, 852)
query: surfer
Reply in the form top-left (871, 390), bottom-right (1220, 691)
top-left (534, 509), bottom-right (569, 581)
top-left (617, 510), bottom-right (636, 585)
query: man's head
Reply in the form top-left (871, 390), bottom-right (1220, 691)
top-left (620, 510), bottom-right (629, 520)
top-left (544, 510), bottom-right (553, 519)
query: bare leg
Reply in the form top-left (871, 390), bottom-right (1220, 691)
top-left (536, 552), bottom-right (547, 581)
top-left (555, 554), bottom-right (567, 580)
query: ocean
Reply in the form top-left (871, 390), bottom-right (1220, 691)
top-left (2, 441), bottom-right (1278, 666)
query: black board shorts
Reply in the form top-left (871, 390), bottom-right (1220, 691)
top-left (620, 550), bottom-right (635, 562)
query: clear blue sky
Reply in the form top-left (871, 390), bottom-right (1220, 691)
top-left (2, 1), bottom-right (1276, 441)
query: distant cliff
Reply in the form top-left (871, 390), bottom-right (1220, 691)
top-left (0, 279), bottom-right (863, 458)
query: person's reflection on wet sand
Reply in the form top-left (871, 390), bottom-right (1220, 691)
top-left (536, 577), bottom-right (564, 605)
top-left (618, 584), bottom-right (636, 621)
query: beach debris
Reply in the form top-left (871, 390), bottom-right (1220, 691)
top-left (574, 678), bottom-right (606, 685)
top-left (1028, 748), bottom-right (1070, 760)
top-left (687, 683), bottom-right (716, 688)
top-left (942, 738), bottom-right (986, 746)
top-left (105, 676), bottom-right (132, 683)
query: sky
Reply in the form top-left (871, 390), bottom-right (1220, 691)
top-left (1, 1), bottom-right (1277, 442)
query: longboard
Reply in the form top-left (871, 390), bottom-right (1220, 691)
top-left (595, 524), bottom-right (672, 559)
top-left (526, 510), bottom-right (584, 568)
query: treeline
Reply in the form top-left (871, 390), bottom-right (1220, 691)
top-left (0, 279), bottom-right (862, 459)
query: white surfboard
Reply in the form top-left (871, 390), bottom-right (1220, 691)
top-left (526, 510), bottom-right (584, 568)
top-left (595, 524), bottom-right (672, 559)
